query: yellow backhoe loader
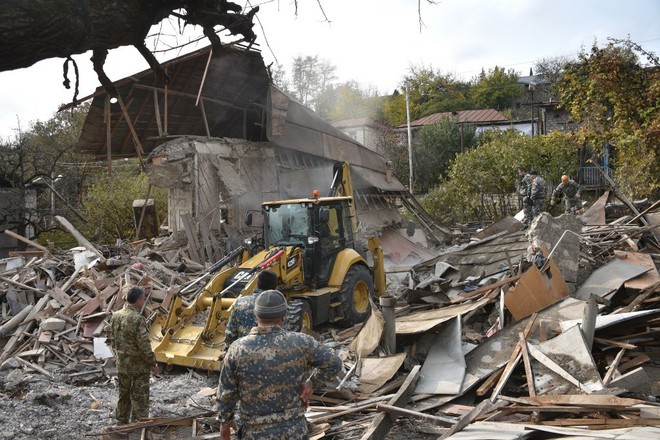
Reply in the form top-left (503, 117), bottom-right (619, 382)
top-left (150, 162), bottom-right (386, 370)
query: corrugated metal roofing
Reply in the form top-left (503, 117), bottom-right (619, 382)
top-left (399, 109), bottom-right (509, 128)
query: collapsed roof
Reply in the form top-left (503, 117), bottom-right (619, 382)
top-left (72, 44), bottom-right (399, 181)
top-left (71, 43), bottom-right (450, 245)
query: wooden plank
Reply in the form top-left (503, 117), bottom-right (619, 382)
top-left (513, 394), bottom-right (645, 408)
top-left (0, 294), bottom-right (50, 363)
top-left (375, 403), bottom-right (456, 426)
top-left (490, 313), bottom-right (538, 402)
top-left (360, 365), bottom-right (421, 440)
top-left (181, 213), bottom-right (202, 263)
top-left (476, 366), bottom-right (503, 396)
top-left (14, 356), bottom-right (55, 380)
top-left (79, 285), bottom-right (119, 315)
top-left (47, 287), bottom-right (72, 307)
top-left (3, 230), bottom-right (49, 253)
top-left (609, 366), bottom-right (650, 392)
top-left (619, 353), bottom-right (650, 372)
top-left (55, 215), bottom-right (105, 261)
top-left (439, 399), bottom-right (505, 439)
top-left (602, 347), bottom-right (626, 386)
top-left (518, 332), bottom-right (536, 397)
top-left (0, 275), bottom-right (43, 294)
top-left (526, 343), bottom-right (592, 393)
top-left (537, 418), bottom-right (660, 427)
top-left (0, 304), bottom-right (33, 338)
top-left (450, 274), bottom-right (522, 304)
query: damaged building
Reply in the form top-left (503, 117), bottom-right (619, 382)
top-left (70, 43), bottom-right (447, 266)
top-left (1, 41), bottom-right (659, 440)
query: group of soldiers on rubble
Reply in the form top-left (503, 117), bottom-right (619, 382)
top-left (109, 270), bottom-right (342, 440)
top-left (517, 166), bottom-right (582, 227)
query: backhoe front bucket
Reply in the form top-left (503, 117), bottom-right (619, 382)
top-left (150, 296), bottom-right (237, 370)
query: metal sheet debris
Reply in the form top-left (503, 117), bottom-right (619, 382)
top-left (395, 297), bottom-right (490, 335)
top-left (575, 259), bottom-right (650, 300)
top-left (415, 316), bottom-right (466, 395)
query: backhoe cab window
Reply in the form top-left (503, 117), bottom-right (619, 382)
top-left (265, 204), bottom-right (311, 246)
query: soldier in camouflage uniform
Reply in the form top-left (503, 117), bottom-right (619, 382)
top-left (224, 270), bottom-right (278, 346)
top-left (217, 290), bottom-right (342, 440)
top-left (551, 175), bottom-right (582, 214)
top-left (529, 169), bottom-right (547, 221)
top-left (517, 166), bottom-right (533, 225)
top-left (109, 286), bottom-right (158, 424)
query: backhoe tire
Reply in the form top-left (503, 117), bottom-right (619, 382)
top-left (338, 265), bottom-right (374, 327)
top-left (287, 299), bottom-right (313, 332)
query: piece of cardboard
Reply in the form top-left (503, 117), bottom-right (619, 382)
top-left (504, 258), bottom-right (569, 321)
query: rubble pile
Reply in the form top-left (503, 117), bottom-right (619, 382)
top-left (0, 192), bottom-right (659, 439)
top-left (0, 224), bottom-right (200, 383)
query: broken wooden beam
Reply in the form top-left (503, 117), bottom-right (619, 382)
top-left (439, 399), bottom-right (505, 439)
top-left (0, 304), bottom-right (34, 338)
top-left (55, 215), bottom-right (104, 261)
top-left (360, 365), bottom-right (421, 440)
top-left (375, 403), bottom-right (456, 426)
top-left (3, 230), bottom-right (50, 253)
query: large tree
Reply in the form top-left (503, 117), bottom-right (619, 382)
top-left (0, 0), bottom-right (259, 97)
top-left (470, 66), bottom-right (522, 111)
top-left (0, 106), bottom-right (90, 241)
top-left (382, 66), bottom-right (472, 126)
top-left (557, 39), bottom-right (659, 197)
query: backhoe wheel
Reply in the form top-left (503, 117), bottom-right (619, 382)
top-left (287, 299), bottom-right (314, 332)
top-left (338, 265), bottom-right (374, 327)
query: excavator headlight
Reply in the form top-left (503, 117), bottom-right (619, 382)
top-left (307, 236), bottom-right (319, 245)
top-left (244, 237), bottom-right (253, 246)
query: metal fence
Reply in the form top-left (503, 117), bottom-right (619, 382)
top-left (578, 166), bottom-right (613, 189)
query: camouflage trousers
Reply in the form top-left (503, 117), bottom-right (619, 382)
top-left (239, 416), bottom-right (308, 440)
top-left (531, 198), bottom-right (545, 220)
top-left (522, 196), bottom-right (533, 224)
top-left (116, 369), bottom-right (150, 424)
top-left (564, 197), bottom-right (579, 214)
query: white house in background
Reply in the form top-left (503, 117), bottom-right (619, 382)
top-left (332, 117), bottom-right (394, 154)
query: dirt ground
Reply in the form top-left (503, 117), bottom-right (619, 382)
top-left (0, 367), bottom-right (217, 440)
top-left (0, 365), bottom-right (440, 440)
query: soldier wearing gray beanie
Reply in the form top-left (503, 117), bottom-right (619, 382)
top-left (254, 290), bottom-right (287, 320)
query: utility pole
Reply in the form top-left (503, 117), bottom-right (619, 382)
top-left (405, 80), bottom-right (413, 195)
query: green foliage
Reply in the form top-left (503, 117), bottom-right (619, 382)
top-left (470, 66), bottom-right (523, 110)
top-left (420, 130), bottom-right (579, 224)
top-left (78, 163), bottom-right (167, 244)
top-left (557, 39), bottom-right (659, 197)
top-left (413, 117), bottom-right (477, 193)
top-left (37, 229), bottom-right (78, 249)
top-left (382, 66), bottom-right (472, 126)
top-left (0, 105), bottom-right (91, 237)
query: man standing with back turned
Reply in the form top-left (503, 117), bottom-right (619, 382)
top-left (110, 286), bottom-right (159, 424)
top-left (217, 290), bottom-right (342, 440)
top-left (224, 269), bottom-right (278, 346)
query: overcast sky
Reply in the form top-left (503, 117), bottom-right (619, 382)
top-left (1, 0), bottom-right (658, 140)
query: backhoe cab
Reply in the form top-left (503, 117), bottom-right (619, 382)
top-left (150, 162), bottom-right (386, 370)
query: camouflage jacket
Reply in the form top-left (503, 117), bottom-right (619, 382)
top-left (224, 290), bottom-right (295, 347)
top-left (552, 180), bottom-right (580, 199)
top-left (217, 325), bottom-right (342, 427)
top-left (110, 303), bottom-right (156, 370)
top-left (530, 175), bottom-right (547, 201)
top-left (518, 174), bottom-right (532, 197)
top-left (224, 289), bottom-right (263, 347)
